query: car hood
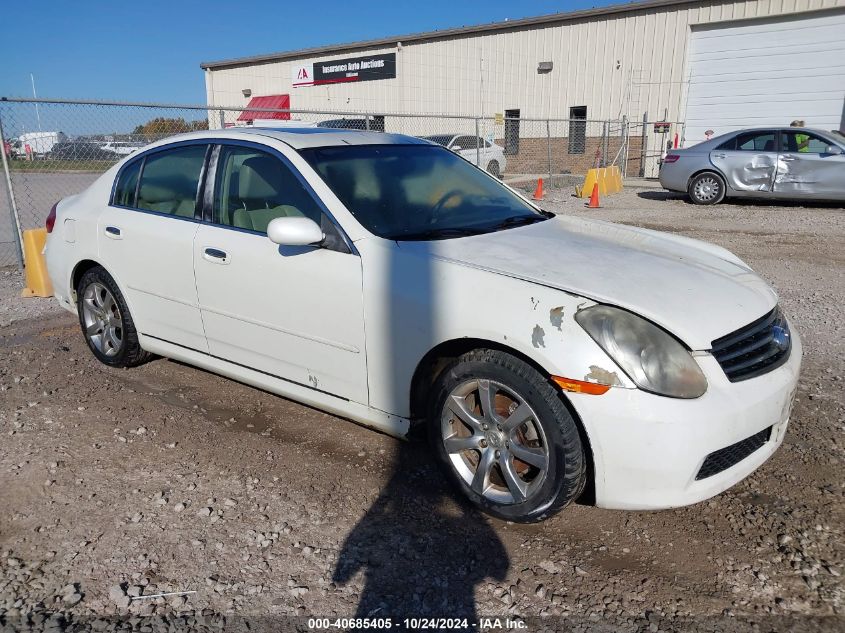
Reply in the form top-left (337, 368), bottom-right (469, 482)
top-left (398, 215), bottom-right (777, 349)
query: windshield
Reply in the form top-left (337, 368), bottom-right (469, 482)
top-left (299, 144), bottom-right (545, 240)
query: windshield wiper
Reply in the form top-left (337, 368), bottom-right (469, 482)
top-left (488, 214), bottom-right (548, 231)
top-left (394, 227), bottom-right (485, 241)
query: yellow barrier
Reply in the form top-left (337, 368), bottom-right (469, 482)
top-left (576, 166), bottom-right (623, 197)
top-left (21, 228), bottom-right (54, 298)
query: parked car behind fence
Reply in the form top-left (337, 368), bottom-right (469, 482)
top-left (659, 127), bottom-right (845, 204)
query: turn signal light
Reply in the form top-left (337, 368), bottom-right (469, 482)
top-left (663, 154), bottom-right (680, 163)
top-left (552, 376), bottom-right (611, 395)
top-left (46, 202), bottom-right (58, 233)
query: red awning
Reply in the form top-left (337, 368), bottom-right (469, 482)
top-left (236, 95), bottom-right (291, 121)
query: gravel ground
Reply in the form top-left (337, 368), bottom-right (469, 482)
top-left (0, 186), bottom-right (843, 632)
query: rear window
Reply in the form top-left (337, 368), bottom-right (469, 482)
top-left (113, 159), bottom-right (141, 207)
top-left (136, 145), bottom-right (208, 218)
top-left (735, 132), bottom-right (776, 152)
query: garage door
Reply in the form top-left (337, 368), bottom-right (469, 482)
top-left (684, 10), bottom-right (845, 145)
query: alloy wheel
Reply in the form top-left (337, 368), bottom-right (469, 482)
top-left (693, 176), bottom-right (720, 202)
top-left (81, 282), bottom-right (123, 357)
top-left (441, 378), bottom-right (549, 504)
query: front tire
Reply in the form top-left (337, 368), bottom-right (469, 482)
top-left (429, 349), bottom-right (586, 522)
top-left (77, 266), bottom-right (151, 368)
top-left (688, 171), bottom-right (726, 205)
top-left (486, 160), bottom-right (501, 179)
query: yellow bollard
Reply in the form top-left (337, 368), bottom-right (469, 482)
top-left (597, 168), bottom-right (609, 195)
top-left (21, 228), bottom-right (54, 298)
top-left (611, 166), bottom-right (624, 193)
top-left (577, 169), bottom-right (598, 198)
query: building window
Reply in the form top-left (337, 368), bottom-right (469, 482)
top-left (568, 106), bottom-right (587, 155)
top-left (504, 109), bottom-right (520, 156)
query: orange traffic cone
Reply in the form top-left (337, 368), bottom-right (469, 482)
top-left (585, 182), bottom-right (601, 208)
top-left (532, 178), bottom-right (544, 201)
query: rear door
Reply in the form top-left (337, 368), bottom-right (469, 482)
top-left (709, 130), bottom-right (778, 193)
top-left (774, 130), bottom-right (845, 200)
top-left (98, 143), bottom-right (210, 352)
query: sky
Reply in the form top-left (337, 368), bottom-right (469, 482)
top-left (1, 0), bottom-right (622, 104)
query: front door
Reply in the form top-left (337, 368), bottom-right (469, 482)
top-left (192, 144), bottom-right (368, 403)
top-left (774, 130), bottom-right (845, 200)
top-left (98, 143), bottom-right (209, 352)
top-left (710, 130), bottom-right (779, 193)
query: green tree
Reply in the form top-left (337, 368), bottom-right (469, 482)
top-left (132, 117), bottom-right (209, 136)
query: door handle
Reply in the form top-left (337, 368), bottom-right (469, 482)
top-left (712, 153), bottom-right (726, 159)
top-left (203, 247), bottom-right (230, 264)
top-left (104, 226), bottom-right (121, 239)
top-left (781, 155), bottom-right (796, 161)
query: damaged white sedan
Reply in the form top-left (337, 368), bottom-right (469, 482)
top-left (45, 128), bottom-right (801, 522)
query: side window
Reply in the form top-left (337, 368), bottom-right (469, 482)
top-left (780, 131), bottom-right (831, 153)
top-left (734, 132), bottom-right (776, 152)
top-left (136, 145), bottom-right (208, 217)
top-left (113, 159), bottom-right (141, 207)
top-left (454, 136), bottom-right (478, 150)
top-left (213, 146), bottom-right (324, 234)
top-left (716, 138), bottom-right (736, 151)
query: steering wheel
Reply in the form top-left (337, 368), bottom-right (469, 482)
top-left (430, 189), bottom-right (466, 224)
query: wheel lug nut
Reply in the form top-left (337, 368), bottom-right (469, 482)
top-left (480, 440), bottom-right (488, 448)
top-left (482, 424), bottom-right (489, 430)
top-left (495, 450), bottom-right (501, 458)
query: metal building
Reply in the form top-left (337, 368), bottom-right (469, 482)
top-left (202, 0), bottom-right (845, 145)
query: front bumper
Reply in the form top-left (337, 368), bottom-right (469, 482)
top-left (568, 328), bottom-right (802, 510)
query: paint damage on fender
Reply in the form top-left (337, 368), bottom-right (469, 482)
top-left (585, 364), bottom-right (623, 387)
top-left (531, 325), bottom-right (546, 348)
top-left (549, 306), bottom-right (565, 330)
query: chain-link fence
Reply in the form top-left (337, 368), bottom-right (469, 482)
top-left (0, 97), bottom-right (675, 268)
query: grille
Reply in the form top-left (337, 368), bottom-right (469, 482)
top-left (696, 426), bottom-right (772, 480)
top-left (711, 307), bottom-right (791, 382)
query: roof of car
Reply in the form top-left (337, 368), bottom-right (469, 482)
top-left (152, 127), bottom-right (433, 150)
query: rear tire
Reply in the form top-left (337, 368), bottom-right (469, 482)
top-left (428, 349), bottom-right (586, 523)
top-left (487, 160), bottom-right (501, 179)
top-left (77, 266), bottom-right (151, 368)
top-left (688, 171), bottom-right (726, 205)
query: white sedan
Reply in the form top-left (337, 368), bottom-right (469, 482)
top-left (422, 134), bottom-right (507, 178)
top-left (44, 128), bottom-right (801, 522)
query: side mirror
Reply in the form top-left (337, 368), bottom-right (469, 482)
top-left (266, 216), bottom-right (324, 247)
top-left (451, 145), bottom-right (463, 152)
top-left (825, 145), bottom-right (843, 155)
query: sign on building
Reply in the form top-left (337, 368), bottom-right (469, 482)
top-left (292, 53), bottom-right (396, 88)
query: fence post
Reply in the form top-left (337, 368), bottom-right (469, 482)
top-left (0, 111), bottom-right (25, 269)
top-left (474, 118), bottom-right (481, 166)
top-left (639, 112), bottom-right (648, 177)
top-left (621, 115), bottom-right (628, 178)
top-left (217, 109), bottom-right (225, 130)
top-left (601, 121), bottom-right (609, 168)
top-left (546, 119), bottom-right (552, 182)
top-left (365, 115), bottom-right (370, 131)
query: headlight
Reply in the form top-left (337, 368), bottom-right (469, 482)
top-left (576, 305), bottom-right (707, 399)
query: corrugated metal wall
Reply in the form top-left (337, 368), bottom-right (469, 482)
top-left (205, 0), bottom-right (845, 121)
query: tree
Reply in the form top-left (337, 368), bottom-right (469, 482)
top-left (132, 117), bottom-right (209, 136)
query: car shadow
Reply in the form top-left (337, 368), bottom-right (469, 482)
top-left (333, 439), bottom-right (508, 626)
top-left (636, 189), bottom-right (845, 209)
top-left (636, 190), bottom-right (687, 202)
